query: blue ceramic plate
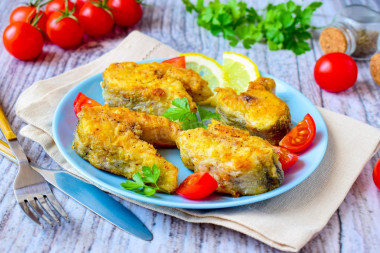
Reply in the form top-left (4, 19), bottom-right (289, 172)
top-left (52, 58), bottom-right (328, 209)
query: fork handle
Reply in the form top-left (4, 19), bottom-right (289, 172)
top-left (0, 105), bottom-right (17, 140)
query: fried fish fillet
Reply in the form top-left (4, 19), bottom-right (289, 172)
top-left (101, 62), bottom-right (213, 115)
top-left (215, 77), bottom-right (291, 145)
top-left (102, 71), bottom-right (196, 115)
top-left (95, 105), bottom-right (181, 148)
top-left (176, 120), bottom-right (283, 197)
top-left (72, 105), bottom-right (178, 193)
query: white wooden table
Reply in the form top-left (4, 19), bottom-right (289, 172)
top-left (1, 0), bottom-right (379, 252)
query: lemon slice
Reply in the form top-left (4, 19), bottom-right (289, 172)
top-left (179, 52), bottom-right (224, 94)
top-left (223, 52), bottom-right (260, 93)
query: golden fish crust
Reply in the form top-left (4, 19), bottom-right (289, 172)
top-left (101, 62), bottom-right (213, 115)
top-left (176, 120), bottom-right (283, 197)
top-left (72, 105), bottom-right (178, 193)
top-left (215, 77), bottom-right (291, 145)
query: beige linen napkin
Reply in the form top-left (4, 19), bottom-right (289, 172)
top-left (15, 31), bottom-right (380, 252)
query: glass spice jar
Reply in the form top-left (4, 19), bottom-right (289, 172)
top-left (319, 4), bottom-right (380, 60)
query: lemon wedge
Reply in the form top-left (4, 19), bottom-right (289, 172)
top-left (223, 52), bottom-right (260, 94)
top-left (179, 52), bottom-right (224, 94)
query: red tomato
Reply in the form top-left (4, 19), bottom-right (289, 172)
top-left (78, 2), bottom-right (114, 37)
top-left (107, 0), bottom-right (142, 27)
top-left (373, 158), bottom-right (380, 190)
top-left (279, 114), bottom-right (316, 153)
top-left (3, 22), bottom-right (44, 60)
top-left (73, 92), bottom-right (101, 116)
top-left (76, 0), bottom-right (89, 10)
top-left (314, 53), bottom-right (358, 92)
top-left (176, 172), bottom-right (218, 200)
top-left (162, 56), bottom-right (186, 68)
top-left (46, 11), bottom-right (84, 48)
top-left (10, 6), bottom-right (48, 33)
top-left (272, 146), bottom-right (299, 171)
top-left (46, 0), bottom-right (76, 16)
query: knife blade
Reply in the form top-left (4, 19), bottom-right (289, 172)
top-left (0, 140), bottom-right (153, 241)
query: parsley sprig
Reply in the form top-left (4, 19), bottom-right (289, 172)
top-left (162, 97), bottom-right (220, 130)
top-left (182, 0), bottom-right (322, 55)
top-left (120, 165), bottom-right (167, 196)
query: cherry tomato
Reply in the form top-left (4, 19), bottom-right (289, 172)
top-left (78, 2), bottom-right (114, 37)
top-left (163, 56), bottom-right (186, 68)
top-left (76, 0), bottom-right (89, 10)
top-left (176, 172), bottom-right (218, 200)
top-left (73, 92), bottom-right (101, 116)
top-left (314, 52), bottom-right (358, 92)
top-left (3, 22), bottom-right (44, 60)
top-left (46, 0), bottom-right (76, 16)
top-left (107, 0), bottom-right (142, 27)
top-left (10, 6), bottom-right (48, 33)
top-left (373, 158), bottom-right (380, 190)
top-left (272, 146), bottom-right (299, 171)
top-left (279, 114), bottom-right (316, 153)
top-left (46, 11), bottom-right (84, 48)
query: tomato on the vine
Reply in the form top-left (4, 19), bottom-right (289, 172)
top-left (76, 0), bottom-right (90, 10)
top-left (279, 114), bottom-right (316, 153)
top-left (314, 52), bottom-right (358, 93)
top-left (373, 158), bottom-right (380, 190)
top-left (9, 1), bottom-right (48, 33)
top-left (78, 1), bottom-right (114, 37)
top-left (3, 22), bottom-right (44, 60)
top-left (46, 11), bottom-right (84, 48)
top-left (107, 0), bottom-right (142, 27)
top-left (46, 0), bottom-right (76, 16)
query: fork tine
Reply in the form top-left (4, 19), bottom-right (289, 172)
top-left (36, 196), bottom-right (60, 224)
top-left (45, 193), bottom-right (69, 222)
top-left (18, 201), bottom-right (41, 226)
top-left (27, 197), bottom-right (55, 226)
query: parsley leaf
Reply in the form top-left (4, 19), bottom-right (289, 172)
top-left (198, 106), bottom-right (220, 122)
top-left (162, 97), bottom-right (220, 130)
top-left (120, 164), bottom-right (167, 197)
top-left (182, 0), bottom-right (322, 55)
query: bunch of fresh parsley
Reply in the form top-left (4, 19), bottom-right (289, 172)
top-left (162, 97), bottom-right (220, 130)
top-left (182, 0), bottom-right (322, 55)
top-left (120, 165), bottom-right (167, 196)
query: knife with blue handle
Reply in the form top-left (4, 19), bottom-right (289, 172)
top-left (0, 139), bottom-right (153, 241)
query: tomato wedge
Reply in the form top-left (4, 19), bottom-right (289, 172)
top-left (73, 92), bottom-right (101, 117)
top-left (279, 114), bottom-right (316, 153)
top-left (272, 146), bottom-right (299, 171)
top-left (162, 56), bottom-right (186, 68)
top-left (176, 172), bottom-right (218, 200)
top-left (373, 158), bottom-right (380, 190)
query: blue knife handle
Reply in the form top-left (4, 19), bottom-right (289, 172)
top-left (54, 172), bottom-right (153, 241)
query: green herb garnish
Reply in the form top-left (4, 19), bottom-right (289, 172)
top-left (120, 165), bottom-right (167, 196)
top-left (162, 97), bottom-right (220, 130)
top-left (182, 0), bottom-right (322, 55)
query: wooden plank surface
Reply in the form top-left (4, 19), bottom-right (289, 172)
top-left (0, 0), bottom-right (379, 252)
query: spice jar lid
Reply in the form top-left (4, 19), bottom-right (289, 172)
top-left (370, 53), bottom-right (380, 85)
top-left (319, 27), bottom-right (347, 54)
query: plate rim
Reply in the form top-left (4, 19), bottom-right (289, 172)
top-left (52, 57), bottom-right (328, 209)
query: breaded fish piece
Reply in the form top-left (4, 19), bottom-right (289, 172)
top-left (102, 71), bottom-right (196, 115)
top-left (86, 105), bottom-right (181, 147)
top-left (119, 106), bottom-right (181, 148)
top-left (163, 64), bottom-right (213, 102)
top-left (72, 105), bottom-right (178, 193)
top-left (176, 120), bottom-right (283, 197)
top-left (215, 77), bottom-right (291, 145)
top-left (101, 62), bottom-right (213, 115)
